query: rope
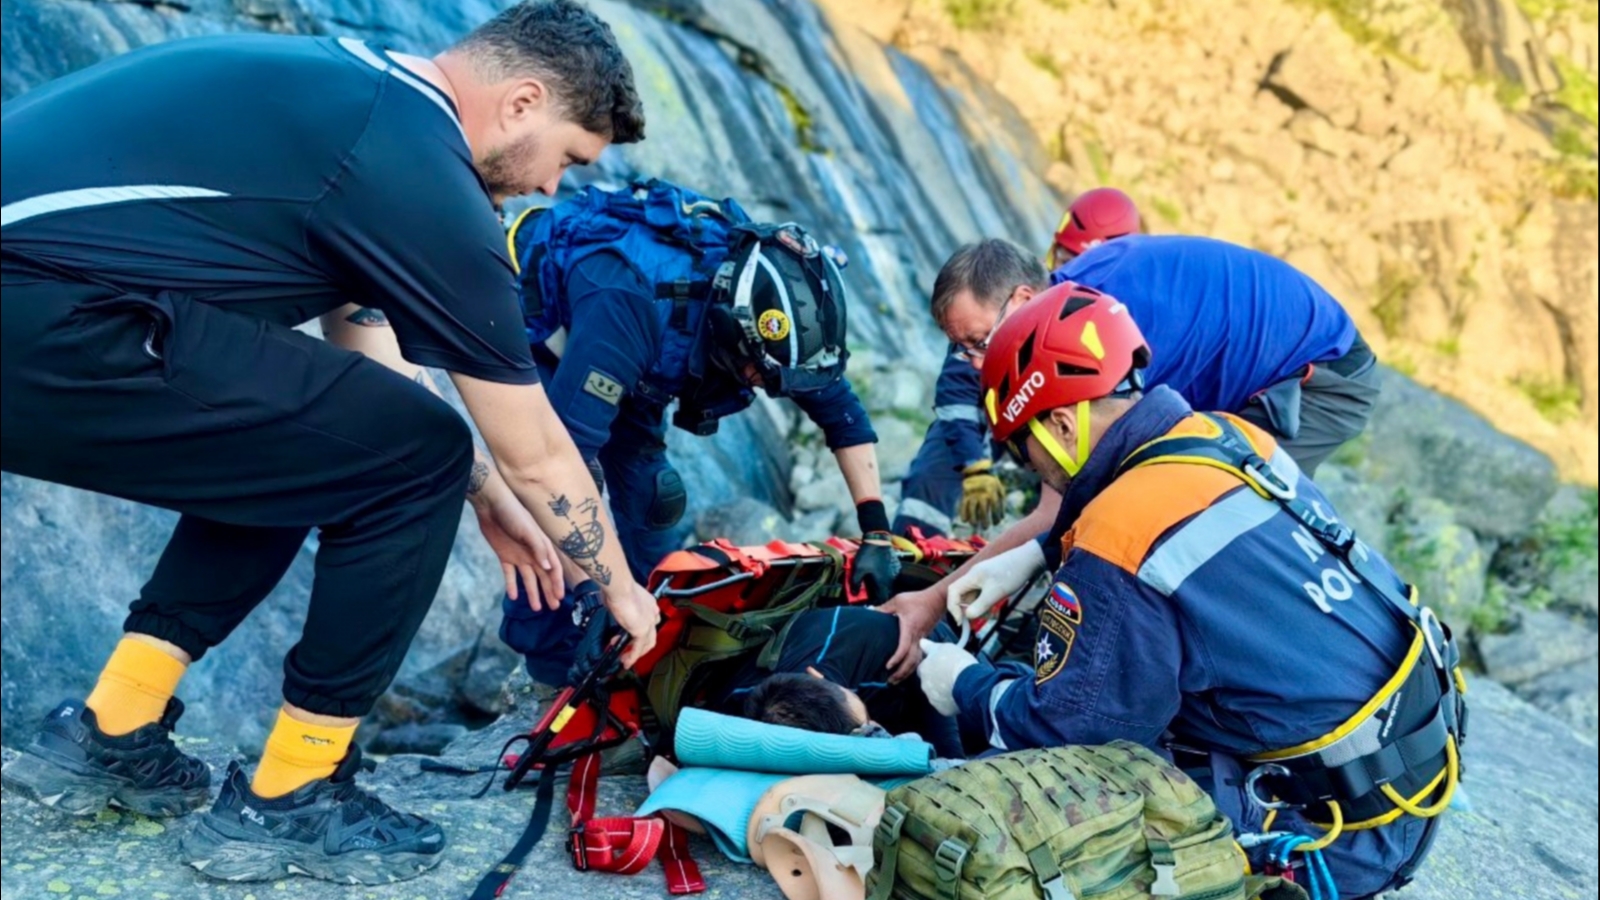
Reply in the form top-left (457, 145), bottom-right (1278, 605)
top-left (1299, 801), bottom-right (1344, 852)
top-left (1380, 737), bottom-right (1460, 819)
top-left (1267, 835), bottom-right (1340, 900)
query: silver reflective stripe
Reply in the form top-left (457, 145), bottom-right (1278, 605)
top-left (895, 497), bottom-right (952, 533)
top-left (755, 251), bottom-right (799, 365)
top-left (732, 241), bottom-right (763, 339)
top-left (935, 404), bottom-right (982, 423)
top-left (987, 679), bottom-right (1015, 751)
top-left (1, 185), bottom-right (228, 229)
top-left (1136, 486), bottom-right (1279, 596)
top-left (336, 37), bottom-right (466, 143)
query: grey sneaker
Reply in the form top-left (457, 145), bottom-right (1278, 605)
top-left (1, 698), bottom-right (210, 817)
top-left (180, 746), bottom-right (445, 885)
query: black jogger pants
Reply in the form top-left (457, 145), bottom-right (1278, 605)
top-left (0, 274), bottom-right (473, 717)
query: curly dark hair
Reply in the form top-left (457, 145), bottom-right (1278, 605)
top-left (743, 673), bottom-right (859, 735)
top-left (454, 0), bottom-right (645, 144)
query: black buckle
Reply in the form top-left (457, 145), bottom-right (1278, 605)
top-left (568, 822), bottom-right (590, 871)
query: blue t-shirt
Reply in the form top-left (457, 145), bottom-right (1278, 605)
top-left (1053, 235), bottom-right (1355, 412)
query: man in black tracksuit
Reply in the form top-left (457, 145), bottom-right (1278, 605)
top-left (0, 2), bottom-right (660, 885)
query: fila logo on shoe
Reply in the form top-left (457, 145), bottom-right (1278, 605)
top-left (241, 806), bottom-right (267, 827)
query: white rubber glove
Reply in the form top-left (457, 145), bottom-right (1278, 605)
top-left (946, 539), bottom-right (1047, 624)
top-left (917, 639), bottom-right (978, 717)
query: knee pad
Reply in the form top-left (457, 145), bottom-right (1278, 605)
top-left (646, 465), bottom-right (687, 531)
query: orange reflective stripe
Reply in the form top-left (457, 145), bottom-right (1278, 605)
top-left (1074, 461), bottom-right (1243, 575)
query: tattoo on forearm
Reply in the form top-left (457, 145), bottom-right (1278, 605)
top-left (549, 495), bottom-right (612, 585)
top-left (347, 307), bottom-right (389, 327)
top-left (467, 460), bottom-right (489, 496)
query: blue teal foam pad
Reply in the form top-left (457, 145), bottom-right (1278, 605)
top-left (637, 767), bottom-right (925, 863)
top-left (673, 708), bottom-right (934, 776)
top-left (635, 767), bottom-right (788, 862)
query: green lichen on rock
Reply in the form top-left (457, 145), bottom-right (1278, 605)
top-left (1386, 494), bottom-right (1493, 631)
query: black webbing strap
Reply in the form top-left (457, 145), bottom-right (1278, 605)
top-left (688, 543), bottom-right (735, 568)
top-left (521, 244), bottom-right (549, 318)
top-left (470, 762), bottom-right (558, 900)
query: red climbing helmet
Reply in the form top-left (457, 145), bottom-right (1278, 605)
top-left (1050, 187), bottom-right (1142, 267)
top-left (981, 281), bottom-right (1150, 457)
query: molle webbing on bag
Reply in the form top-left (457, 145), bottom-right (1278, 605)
top-left (867, 742), bottom-right (1255, 900)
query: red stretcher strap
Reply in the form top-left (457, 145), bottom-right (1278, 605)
top-left (571, 815), bottom-right (664, 875)
top-left (658, 819), bottom-right (707, 894)
top-left (565, 751), bottom-right (705, 894)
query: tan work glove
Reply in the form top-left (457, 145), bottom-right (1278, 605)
top-left (957, 460), bottom-right (1006, 529)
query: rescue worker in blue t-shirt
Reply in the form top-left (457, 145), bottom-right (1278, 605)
top-left (877, 233), bottom-right (1382, 682)
top-left (497, 179), bottom-right (901, 684)
top-left (916, 284), bottom-right (1465, 899)
top-left (893, 187), bottom-right (1145, 539)
top-left (891, 347), bottom-right (1002, 537)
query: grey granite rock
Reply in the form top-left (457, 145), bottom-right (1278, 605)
top-left (1, 680), bottom-right (1594, 899)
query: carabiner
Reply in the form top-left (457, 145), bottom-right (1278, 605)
top-left (1242, 459), bottom-right (1296, 501)
top-left (1244, 763), bottom-right (1301, 812)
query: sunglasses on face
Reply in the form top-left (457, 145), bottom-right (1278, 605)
top-left (1004, 431), bottom-right (1032, 468)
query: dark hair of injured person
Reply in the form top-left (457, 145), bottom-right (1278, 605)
top-left (743, 672), bottom-right (860, 735)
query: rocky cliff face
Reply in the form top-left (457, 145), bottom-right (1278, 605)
top-left (2, 4), bottom-right (1598, 897)
top-left (838, 0), bottom-right (1599, 484)
top-left (3, 0), bottom-right (1595, 760)
top-left (0, 0), bottom-right (1063, 749)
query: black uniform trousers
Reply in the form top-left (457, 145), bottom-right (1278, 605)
top-left (0, 271), bottom-right (473, 718)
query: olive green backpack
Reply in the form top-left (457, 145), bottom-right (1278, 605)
top-left (865, 741), bottom-right (1308, 900)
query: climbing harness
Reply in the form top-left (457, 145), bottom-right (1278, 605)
top-left (1118, 413), bottom-right (1468, 866)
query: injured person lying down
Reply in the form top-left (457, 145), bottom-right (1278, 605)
top-left (709, 606), bottom-right (966, 760)
top-left (501, 584), bottom-right (969, 760)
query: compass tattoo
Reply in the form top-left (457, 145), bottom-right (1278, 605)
top-left (550, 495), bottom-right (612, 585)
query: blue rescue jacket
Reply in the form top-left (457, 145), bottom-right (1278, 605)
top-left (509, 180), bottom-right (875, 458)
top-left (512, 180), bottom-right (754, 432)
top-left (954, 387), bottom-right (1446, 896)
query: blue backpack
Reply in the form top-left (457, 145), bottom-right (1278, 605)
top-left (508, 179), bottom-right (756, 429)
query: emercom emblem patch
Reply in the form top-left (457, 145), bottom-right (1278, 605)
top-left (582, 369), bottom-right (624, 406)
top-left (1035, 581), bottom-right (1083, 685)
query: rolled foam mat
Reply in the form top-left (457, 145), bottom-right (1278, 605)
top-left (673, 708), bottom-right (934, 776)
top-left (636, 767), bottom-right (924, 863)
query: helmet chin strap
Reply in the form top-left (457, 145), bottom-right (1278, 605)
top-left (1028, 401), bottom-right (1093, 477)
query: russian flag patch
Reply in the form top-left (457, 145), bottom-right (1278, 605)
top-left (1048, 582), bottom-right (1082, 622)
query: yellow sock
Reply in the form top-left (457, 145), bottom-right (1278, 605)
top-left (85, 637), bottom-right (188, 736)
top-left (250, 709), bottom-right (357, 799)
